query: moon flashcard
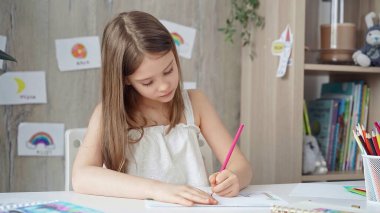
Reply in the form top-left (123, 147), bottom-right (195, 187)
top-left (0, 71), bottom-right (47, 105)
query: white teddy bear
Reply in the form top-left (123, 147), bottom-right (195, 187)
top-left (352, 12), bottom-right (380, 67)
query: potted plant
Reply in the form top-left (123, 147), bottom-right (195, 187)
top-left (219, 0), bottom-right (265, 59)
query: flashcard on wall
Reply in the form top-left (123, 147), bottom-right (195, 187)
top-left (0, 71), bottom-right (47, 105)
top-left (160, 20), bottom-right (196, 59)
top-left (183, 81), bottom-right (197, 89)
top-left (55, 36), bottom-right (101, 71)
top-left (0, 35), bottom-right (7, 69)
top-left (18, 122), bottom-right (64, 156)
top-left (272, 25), bottom-right (293, 78)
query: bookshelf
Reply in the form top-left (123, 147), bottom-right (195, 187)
top-left (304, 64), bottom-right (380, 74)
top-left (240, 0), bottom-right (380, 184)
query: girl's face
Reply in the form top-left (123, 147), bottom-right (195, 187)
top-left (127, 51), bottom-right (179, 104)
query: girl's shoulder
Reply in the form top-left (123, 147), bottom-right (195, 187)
top-left (88, 103), bottom-right (103, 125)
top-left (186, 89), bottom-right (206, 106)
top-left (186, 89), bottom-right (209, 105)
top-left (186, 89), bottom-right (210, 126)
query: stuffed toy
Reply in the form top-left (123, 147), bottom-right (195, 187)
top-left (302, 135), bottom-right (328, 175)
top-left (353, 12), bottom-right (380, 67)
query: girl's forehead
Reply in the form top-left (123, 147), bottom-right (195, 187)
top-left (132, 51), bottom-right (175, 77)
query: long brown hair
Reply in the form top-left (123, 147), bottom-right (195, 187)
top-left (101, 11), bottom-right (184, 172)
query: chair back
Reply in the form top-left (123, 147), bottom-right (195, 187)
top-left (65, 128), bottom-right (86, 191)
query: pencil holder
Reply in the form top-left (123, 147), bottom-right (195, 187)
top-left (362, 155), bottom-right (380, 204)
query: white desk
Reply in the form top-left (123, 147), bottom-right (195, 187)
top-left (1, 181), bottom-right (378, 213)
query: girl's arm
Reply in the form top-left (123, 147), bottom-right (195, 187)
top-left (72, 104), bottom-right (217, 206)
top-left (189, 90), bottom-right (253, 197)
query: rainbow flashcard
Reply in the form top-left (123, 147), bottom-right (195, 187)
top-left (160, 20), bottom-right (196, 59)
top-left (18, 123), bottom-right (64, 156)
top-left (55, 36), bottom-right (100, 71)
top-left (0, 71), bottom-right (47, 105)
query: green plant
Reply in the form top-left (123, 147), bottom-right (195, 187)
top-left (0, 49), bottom-right (16, 62)
top-left (219, 0), bottom-right (265, 59)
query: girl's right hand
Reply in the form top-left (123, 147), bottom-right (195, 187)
top-left (150, 182), bottom-right (218, 206)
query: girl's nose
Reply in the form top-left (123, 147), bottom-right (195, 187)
top-left (158, 80), bottom-right (170, 92)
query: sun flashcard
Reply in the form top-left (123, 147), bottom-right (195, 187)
top-left (55, 36), bottom-right (101, 71)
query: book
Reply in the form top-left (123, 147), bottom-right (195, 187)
top-left (271, 201), bottom-right (363, 213)
top-left (304, 100), bottom-right (312, 135)
top-left (0, 200), bottom-right (102, 213)
top-left (307, 99), bottom-right (335, 159)
top-left (146, 187), bottom-right (287, 207)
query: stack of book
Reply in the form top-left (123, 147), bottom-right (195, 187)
top-left (303, 81), bottom-right (370, 172)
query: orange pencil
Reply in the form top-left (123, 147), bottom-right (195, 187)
top-left (361, 125), bottom-right (374, 155)
top-left (359, 125), bottom-right (373, 155)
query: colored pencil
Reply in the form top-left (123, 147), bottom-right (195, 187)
top-left (361, 125), bottom-right (374, 155)
top-left (352, 129), bottom-right (367, 155)
top-left (211, 123), bottom-right (244, 197)
top-left (372, 130), bottom-right (380, 156)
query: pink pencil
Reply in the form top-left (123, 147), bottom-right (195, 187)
top-left (219, 123), bottom-right (245, 171)
top-left (211, 123), bottom-right (244, 197)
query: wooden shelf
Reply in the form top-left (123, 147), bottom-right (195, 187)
top-left (301, 171), bottom-right (364, 182)
top-left (304, 64), bottom-right (380, 73)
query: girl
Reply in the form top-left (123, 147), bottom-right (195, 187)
top-left (72, 11), bottom-right (252, 206)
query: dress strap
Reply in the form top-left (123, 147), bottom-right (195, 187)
top-left (182, 90), bottom-right (195, 125)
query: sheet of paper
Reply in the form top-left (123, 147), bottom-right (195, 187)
top-left (55, 36), bottom-right (101, 71)
top-left (289, 183), bottom-right (365, 200)
top-left (146, 187), bottom-right (287, 207)
top-left (0, 35), bottom-right (6, 69)
top-left (0, 71), bottom-right (47, 105)
top-left (18, 122), bottom-right (65, 156)
top-left (160, 20), bottom-right (196, 59)
top-left (183, 81), bottom-right (196, 89)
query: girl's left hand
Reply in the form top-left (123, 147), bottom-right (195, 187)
top-left (208, 169), bottom-right (240, 197)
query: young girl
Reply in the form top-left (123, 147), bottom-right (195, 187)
top-left (72, 11), bottom-right (252, 206)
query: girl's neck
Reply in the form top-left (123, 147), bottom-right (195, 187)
top-left (139, 98), bottom-right (170, 112)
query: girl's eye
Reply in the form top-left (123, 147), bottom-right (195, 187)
top-left (164, 68), bottom-right (173, 75)
top-left (142, 81), bottom-right (153, 87)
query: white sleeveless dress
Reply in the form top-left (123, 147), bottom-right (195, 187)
top-left (127, 90), bottom-right (209, 187)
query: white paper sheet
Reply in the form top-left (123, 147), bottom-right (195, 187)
top-left (289, 183), bottom-right (365, 200)
top-left (0, 35), bottom-right (6, 69)
top-left (183, 81), bottom-right (197, 90)
top-left (160, 20), bottom-right (196, 59)
top-left (146, 187), bottom-right (287, 207)
top-left (18, 122), bottom-right (65, 156)
top-left (55, 36), bottom-right (101, 71)
top-left (0, 71), bottom-right (47, 105)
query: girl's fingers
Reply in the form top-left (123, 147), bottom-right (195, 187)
top-left (174, 196), bottom-right (194, 206)
top-left (216, 188), bottom-right (233, 197)
top-left (213, 176), bottom-right (235, 193)
top-left (190, 188), bottom-right (218, 204)
top-left (208, 173), bottom-right (218, 186)
top-left (213, 180), bottom-right (233, 194)
top-left (193, 188), bottom-right (214, 199)
top-left (215, 171), bottom-right (230, 184)
top-left (180, 191), bottom-right (215, 205)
